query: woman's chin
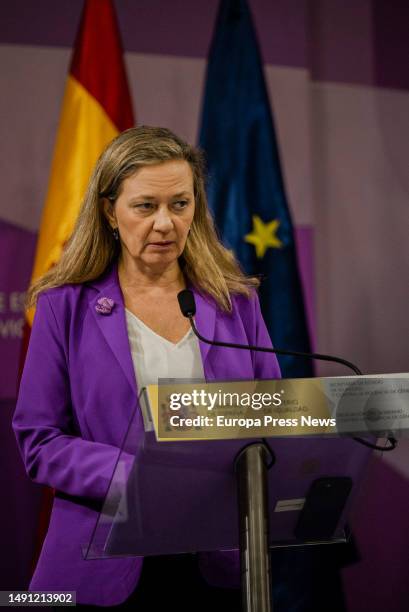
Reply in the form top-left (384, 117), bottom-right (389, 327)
top-left (140, 253), bottom-right (181, 270)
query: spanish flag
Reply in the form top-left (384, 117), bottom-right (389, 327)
top-left (27, 0), bottom-right (134, 326)
top-left (23, 0), bottom-right (134, 571)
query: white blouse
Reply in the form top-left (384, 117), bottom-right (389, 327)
top-left (125, 308), bottom-right (205, 390)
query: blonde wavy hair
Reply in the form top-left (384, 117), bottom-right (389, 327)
top-left (27, 126), bottom-right (259, 311)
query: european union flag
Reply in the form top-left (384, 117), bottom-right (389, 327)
top-left (198, 0), bottom-right (313, 377)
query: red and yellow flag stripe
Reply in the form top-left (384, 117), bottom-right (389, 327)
top-left (28, 0), bottom-right (134, 325)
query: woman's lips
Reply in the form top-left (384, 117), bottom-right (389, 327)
top-left (147, 241), bottom-right (174, 248)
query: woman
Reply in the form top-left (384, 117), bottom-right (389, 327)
top-left (13, 126), bottom-right (281, 608)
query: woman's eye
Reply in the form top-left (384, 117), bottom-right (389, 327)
top-left (173, 200), bottom-right (189, 210)
top-left (134, 202), bottom-right (153, 211)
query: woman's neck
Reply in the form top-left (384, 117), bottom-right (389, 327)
top-left (117, 257), bottom-right (185, 292)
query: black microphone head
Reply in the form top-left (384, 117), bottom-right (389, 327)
top-left (177, 289), bottom-right (196, 317)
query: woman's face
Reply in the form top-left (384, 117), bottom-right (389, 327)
top-left (105, 160), bottom-right (195, 272)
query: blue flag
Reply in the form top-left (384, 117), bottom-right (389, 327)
top-left (198, 0), bottom-right (313, 377)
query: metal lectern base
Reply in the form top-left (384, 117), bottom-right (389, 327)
top-left (236, 442), bottom-right (273, 612)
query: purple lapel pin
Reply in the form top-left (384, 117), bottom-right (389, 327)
top-left (95, 297), bottom-right (115, 315)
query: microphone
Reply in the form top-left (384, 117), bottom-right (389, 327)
top-left (177, 289), bottom-right (397, 452)
top-left (178, 289), bottom-right (361, 374)
top-left (178, 289), bottom-right (196, 317)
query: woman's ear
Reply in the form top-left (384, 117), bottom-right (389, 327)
top-left (102, 198), bottom-right (116, 228)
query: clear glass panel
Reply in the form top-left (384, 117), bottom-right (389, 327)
top-left (84, 379), bottom-right (381, 559)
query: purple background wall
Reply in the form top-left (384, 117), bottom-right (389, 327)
top-left (1, 1), bottom-right (408, 609)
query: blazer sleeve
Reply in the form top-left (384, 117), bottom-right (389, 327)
top-left (12, 292), bottom-right (133, 501)
top-left (251, 291), bottom-right (282, 380)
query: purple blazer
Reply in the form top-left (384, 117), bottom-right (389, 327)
top-left (13, 262), bottom-right (280, 606)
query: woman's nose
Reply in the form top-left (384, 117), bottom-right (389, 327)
top-left (152, 210), bottom-right (174, 232)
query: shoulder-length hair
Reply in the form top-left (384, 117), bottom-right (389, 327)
top-left (27, 126), bottom-right (259, 311)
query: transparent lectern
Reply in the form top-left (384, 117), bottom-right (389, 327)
top-left (84, 375), bottom-right (404, 611)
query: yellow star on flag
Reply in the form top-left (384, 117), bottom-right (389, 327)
top-left (244, 215), bottom-right (283, 258)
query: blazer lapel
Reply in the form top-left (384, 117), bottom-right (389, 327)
top-left (88, 263), bottom-right (138, 397)
top-left (191, 287), bottom-right (216, 379)
top-left (88, 265), bottom-right (218, 390)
